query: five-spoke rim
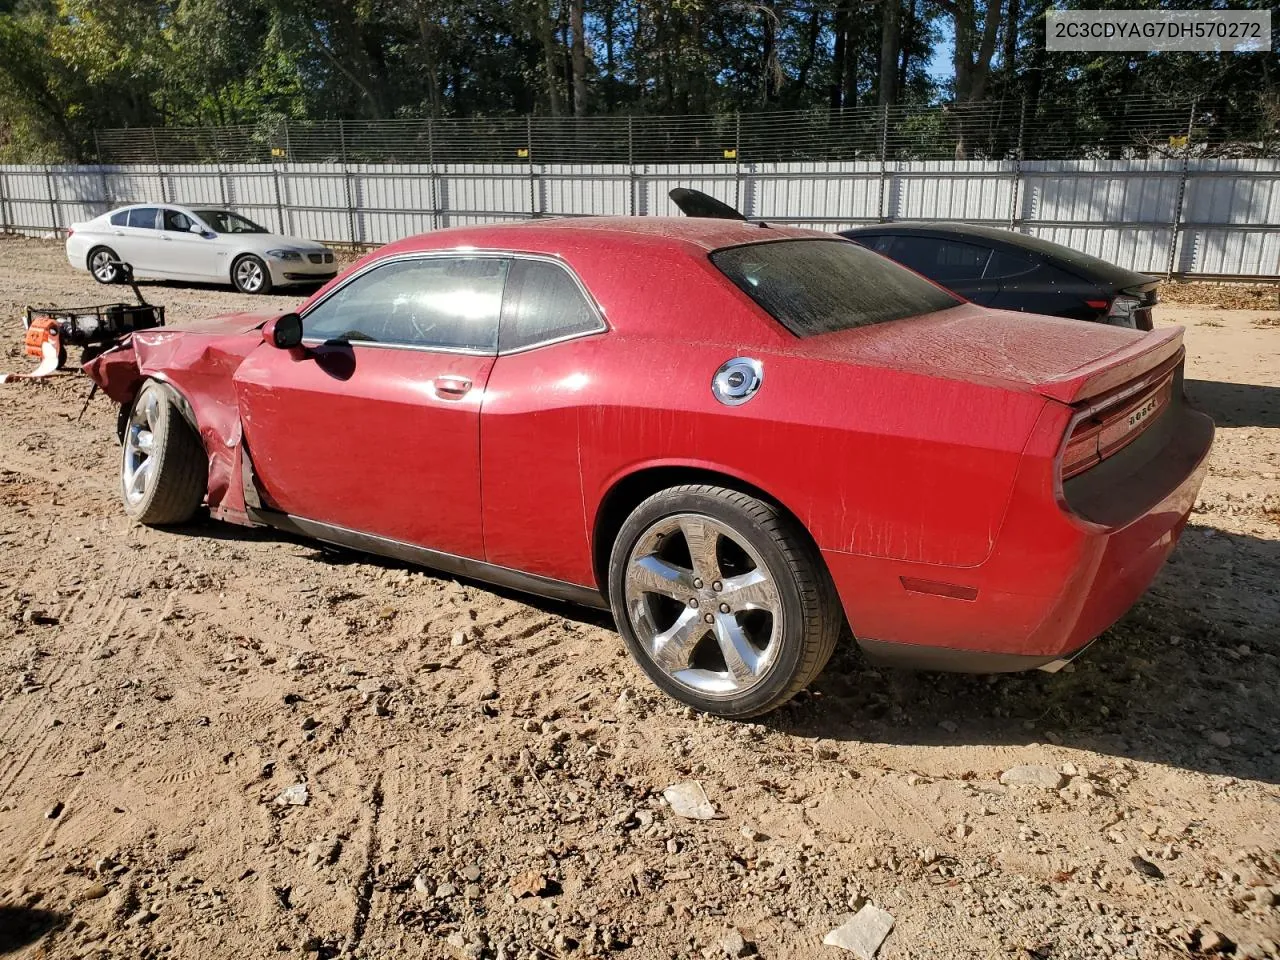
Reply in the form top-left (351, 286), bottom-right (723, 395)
top-left (122, 391), bottom-right (159, 505)
top-left (91, 251), bottom-right (116, 282)
top-left (236, 258), bottom-right (264, 292)
top-left (624, 513), bottom-right (781, 698)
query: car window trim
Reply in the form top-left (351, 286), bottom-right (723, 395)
top-left (298, 250), bottom-right (608, 357)
top-left (497, 257), bottom-right (609, 356)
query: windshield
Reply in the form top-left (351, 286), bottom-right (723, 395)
top-left (711, 239), bottom-right (962, 337)
top-left (193, 210), bottom-right (268, 234)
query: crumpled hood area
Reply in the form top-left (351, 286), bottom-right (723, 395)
top-left (172, 310), bottom-right (276, 337)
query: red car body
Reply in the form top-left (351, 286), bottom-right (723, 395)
top-left (86, 217), bottom-right (1214, 673)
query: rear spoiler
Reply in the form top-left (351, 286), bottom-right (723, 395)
top-left (1034, 327), bottom-right (1184, 405)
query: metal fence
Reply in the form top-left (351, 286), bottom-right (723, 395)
top-left (2, 156), bottom-right (1277, 278)
top-left (89, 97), bottom-right (1277, 166)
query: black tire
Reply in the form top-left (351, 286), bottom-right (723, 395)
top-left (231, 254), bottom-right (273, 295)
top-left (607, 484), bottom-right (843, 718)
top-left (120, 381), bottom-right (207, 526)
top-left (87, 246), bottom-right (121, 284)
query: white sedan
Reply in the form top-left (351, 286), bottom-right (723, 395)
top-left (66, 204), bottom-right (338, 294)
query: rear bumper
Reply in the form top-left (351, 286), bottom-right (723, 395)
top-left (825, 405), bottom-right (1214, 672)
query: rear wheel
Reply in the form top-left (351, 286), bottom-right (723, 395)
top-left (88, 247), bottom-right (120, 284)
top-left (232, 254), bottom-right (272, 294)
top-left (120, 381), bottom-right (207, 526)
top-left (607, 484), bottom-right (842, 718)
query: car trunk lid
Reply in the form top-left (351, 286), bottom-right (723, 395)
top-left (794, 303), bottom-right (1182, 404)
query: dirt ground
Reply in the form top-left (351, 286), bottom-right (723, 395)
top-left (0, 235), bottom-right (1277, 960)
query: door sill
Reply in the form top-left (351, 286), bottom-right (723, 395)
top-left (249, 508), bottom-right (609, 611)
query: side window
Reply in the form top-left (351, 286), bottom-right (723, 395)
top-left (127, 207), bottom-right (159, 229)
top-left (109, 210), bottom-right (128, 227)
top-left (302, 256), bottom-right (508, 351)
top-left (163, 209), bottom-right (193, 232)
top-left (891, 237), bottom-right (992, 283)
top-left (499, 259), bottom-right (601, 352)
top-left (984, 248), bottom-right (1038, 280)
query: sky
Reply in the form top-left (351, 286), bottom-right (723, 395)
top-left (926, 25), bottom-right (957, 84)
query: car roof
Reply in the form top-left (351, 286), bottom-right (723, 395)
top-left (842, 221), bottom-right (1154, 287)
top-left (372, 216), bottom-right (827, 259)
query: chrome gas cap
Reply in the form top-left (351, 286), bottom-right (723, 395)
top-left (711, 357), bottom-right (763, 406)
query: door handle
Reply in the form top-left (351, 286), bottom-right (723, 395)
top-left (432, 375), bottom-right (472, 399)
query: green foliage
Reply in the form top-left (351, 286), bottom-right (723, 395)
top-left (0, 0), bottom-right (1272, 160)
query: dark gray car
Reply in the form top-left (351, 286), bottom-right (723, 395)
top-left (839, 222), bottom-right (1158, 330)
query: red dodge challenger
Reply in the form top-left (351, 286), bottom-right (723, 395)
top-left (85, 218), bottom-right (1214, 718)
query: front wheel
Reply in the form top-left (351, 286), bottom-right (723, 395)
top-left (232, 254), bottom-right (273, 295)
top-left (121, 381), bottom-right (208, 526)
top-left (607, 484), bottom-right (842, 718)
top-left (88, 246), bottom-right (120, 284)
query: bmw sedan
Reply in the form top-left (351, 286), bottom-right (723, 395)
top-left (66, 204), bottom-right (337, 294)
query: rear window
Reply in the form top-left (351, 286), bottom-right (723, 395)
top-left (710, 239), bottom-right (961, 338)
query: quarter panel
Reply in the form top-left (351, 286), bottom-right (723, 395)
top-left (577, 337), bottom-right (1047, 570)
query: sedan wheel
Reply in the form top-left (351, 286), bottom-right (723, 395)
top-left (121, 381), bottom-right (208, 526)
top-left (608, 484), bottom-right (842, 718)
top-left (88, 247), bottom-right (120, 284)
top-left (232, 255), bottom-right (272, 294)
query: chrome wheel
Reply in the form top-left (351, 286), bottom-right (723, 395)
top-left (624, 513), bottom-right (781, 698)
top-left (122, 390), bottom-right (159, 505)
top-left (90, 250), bottom-right (117, 283)
top-left (235, 257), bottom-right (265, 293)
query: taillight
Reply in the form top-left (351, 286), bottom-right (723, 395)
top-left (1060, 370), bottom-right (1176, 481)
top-left (1062, 421), bottom-right (1103, 479)
top-left (1102, 296), bottom-right (1143, 329)
top-left (67, 227), bottom-right (75, 238)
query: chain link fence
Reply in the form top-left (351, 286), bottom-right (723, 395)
top-left (91, 97), bottom-right (1277, 166)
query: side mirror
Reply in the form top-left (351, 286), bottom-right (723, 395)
top-left (263, 312), bottom-right (303, 349)
top-left (188, 222), bottom-right (204, 234)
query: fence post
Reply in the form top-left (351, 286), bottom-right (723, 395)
top-left (1008, 97), bottom-right (1026, 228)
top-left (152, 128), bottom-right (168, 203)
top-left (273, 163), bottom-right (287, 235)
top-left (44, 164), bottom-right (60, 237)
top-left (733, 112), bottom-right (742, 213)
top-left (94, 130), bottom-right (113, 212)
top-left (339, 119), bottom-right (358, 246)
top-left (877, 104), bottom-right (890, 222)
top-left (1165, 100), bottom-right (1197, 279)
top-left (628, 116), bottom-right (637, 216)
top-left (427, 118), bottom-right (441, 230)
top-left (0, 166), bottom-right (9, 235)
top-left (527, 116), bottom-right (537, 219)
top-left (217, 158), bottom-right (229, 208)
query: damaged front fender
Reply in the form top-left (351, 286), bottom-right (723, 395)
top-left (83, 322), bottom-right (272, 525)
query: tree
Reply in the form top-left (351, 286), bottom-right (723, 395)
top-left (569, 0), bottom-right (588, 115)
top-left (878, 0), bottom-right (900, 106)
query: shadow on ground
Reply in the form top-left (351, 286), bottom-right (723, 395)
top-left (165, 509), bottom-right (1280, 784)
top-left (772, 523), bottom-right (1280, 785)
top-left (0, 905), bottom-right (66, 954)
top-left (1186, 379), bottom-right (1280, 428)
